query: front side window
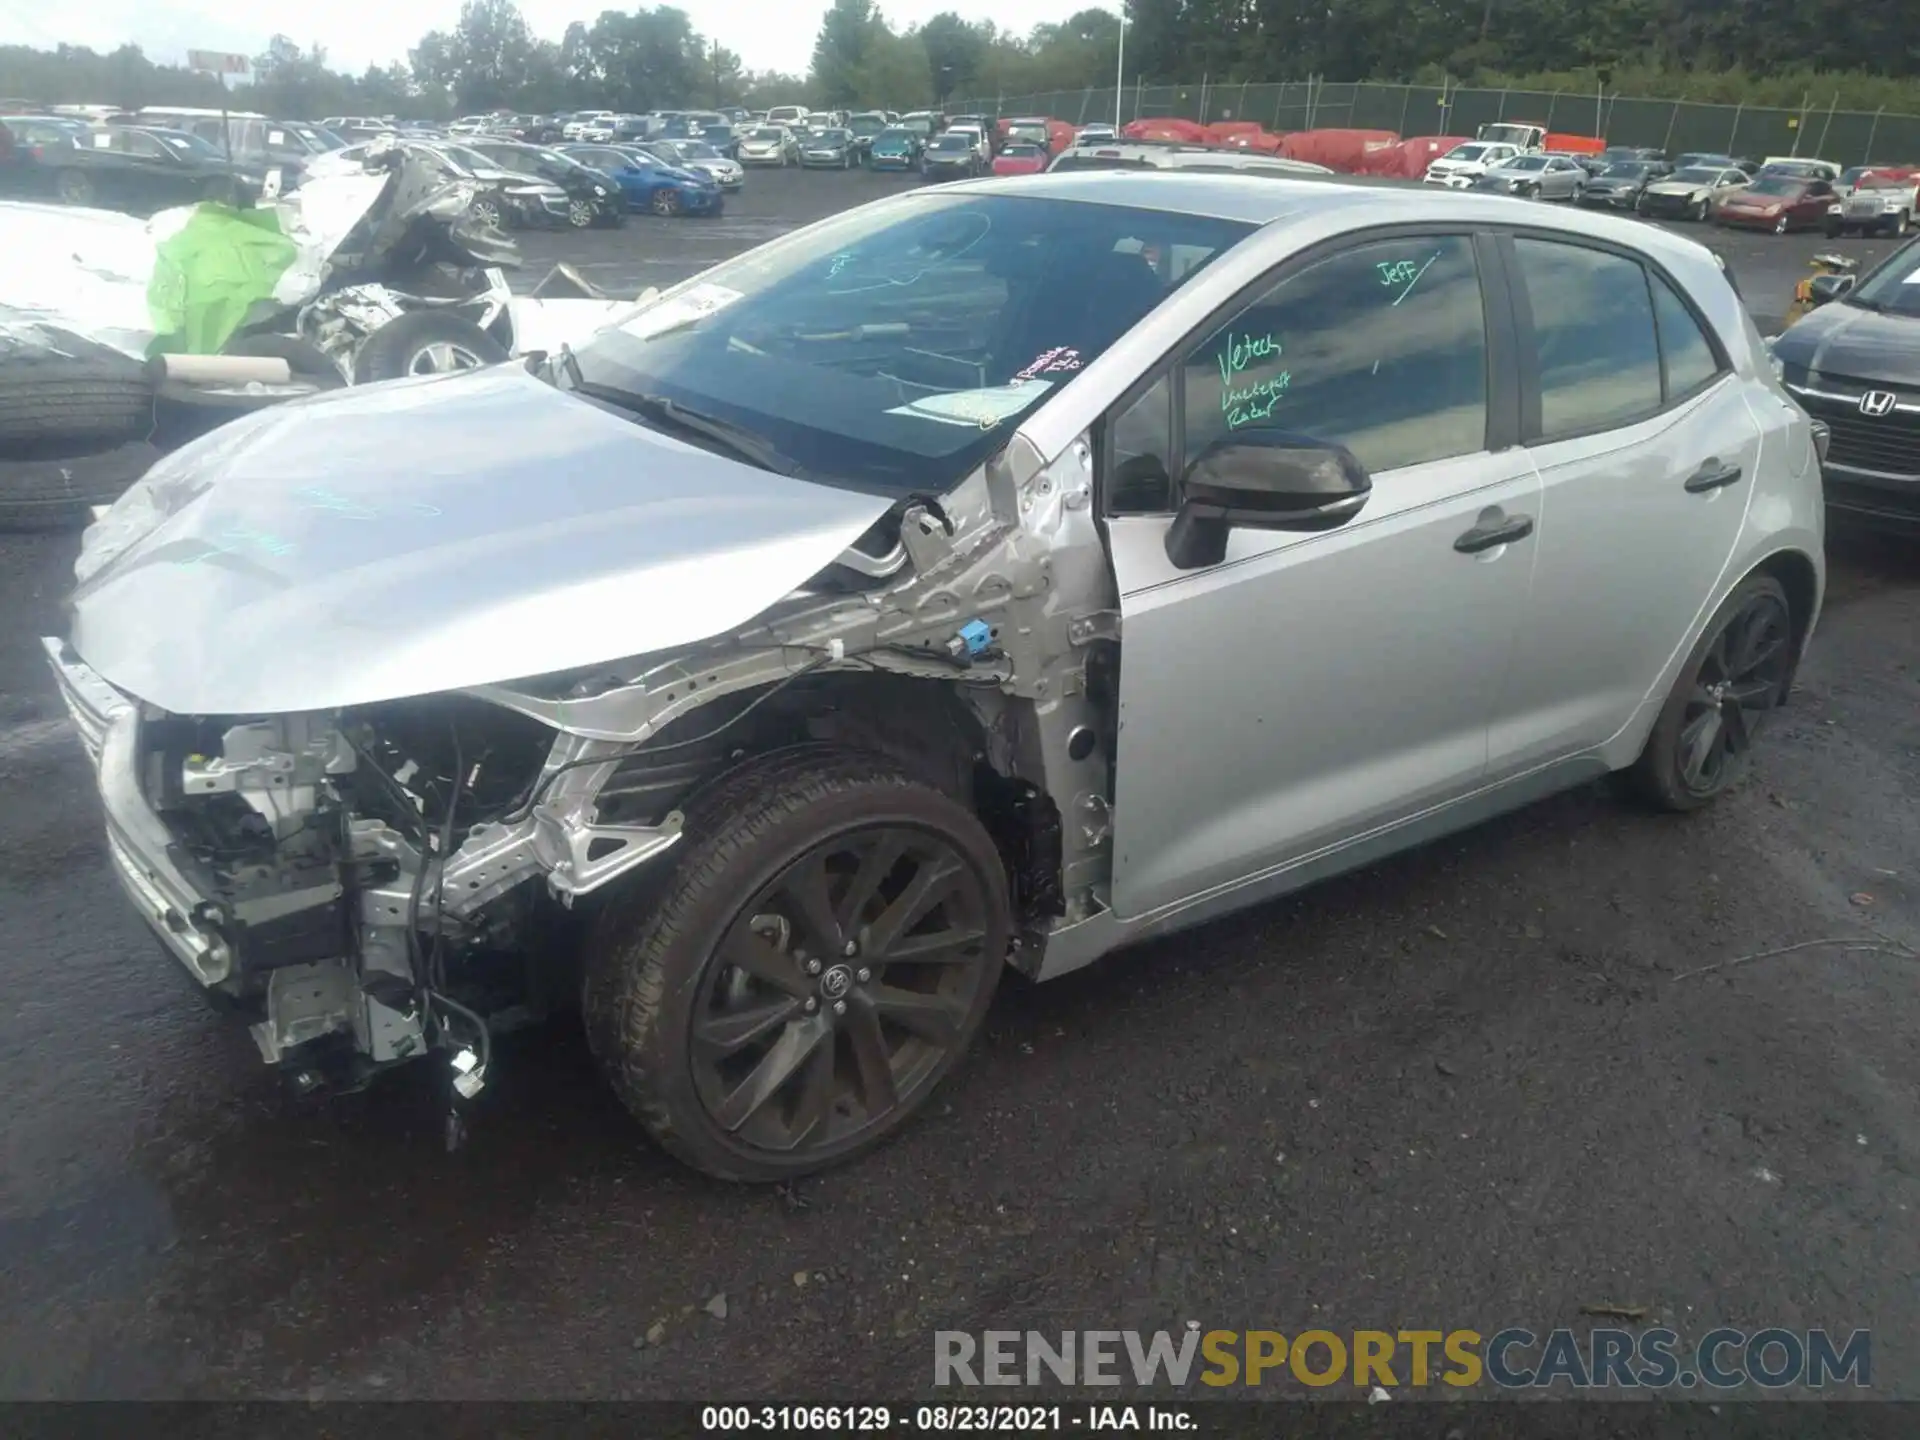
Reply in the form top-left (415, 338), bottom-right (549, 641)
top-left (573, 194), bottom-right (1251, 496)
top-left (1180, 234), bottom-right (1489, 478)
top-left (1512, 238), bottom-right (1661, 438)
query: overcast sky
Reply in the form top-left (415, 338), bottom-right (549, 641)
top-left (0, 0), bottom-right (1111, 78)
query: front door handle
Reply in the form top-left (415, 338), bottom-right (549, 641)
top-left (1454, 512), bottom-right (1535, 554)
top-left (1684, 458), bottom-right (1744, 493)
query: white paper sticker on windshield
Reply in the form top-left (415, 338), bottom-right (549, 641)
top-left (622, 282), bottom-right (744, 339)
top-left (887, 379), bottom-right (1053, 429)
top-left (1904, 266), bottom-right (1920, 284)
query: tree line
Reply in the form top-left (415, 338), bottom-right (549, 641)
top-left (2, 0), bottom-right (1917, 123)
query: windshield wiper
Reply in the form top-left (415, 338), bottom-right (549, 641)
top-left (562, 371), bottom-right (803, 477)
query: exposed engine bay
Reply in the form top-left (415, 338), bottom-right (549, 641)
top-left (83, 435), bottom-right (1118, 1107)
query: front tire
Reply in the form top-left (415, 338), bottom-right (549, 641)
top-left (651, 187), bottom-right (682, 217)
top-left (1774, 213), bottom-right (1790, 234)
top-left (1626, 575), bottom-right (1795, 812)
top-left (1688, 198), bottom-right (1707, 221)
top-left (583, 746), bottom-right (1011, 1182)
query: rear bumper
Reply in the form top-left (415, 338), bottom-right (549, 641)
top-left (40, 637), bottom-right (234, 987)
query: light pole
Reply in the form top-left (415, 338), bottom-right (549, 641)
top-left (1113, 5), bottom-right (1126, 129)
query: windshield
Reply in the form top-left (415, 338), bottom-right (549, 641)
top-left (1746, 176), bottom-right (1802, 197)
top-left (677, 140), bottom-right (719, 159)
top-left (902, 117), bottom-right (933, 134)
top-left (850, 116), bottom-right (884, 134)
top-left (1845, 237), bottom-right (1920, 317)
top-left (1600, 161), bottom-right (1653, 177)
top-left (570, 194), bottom-right (1252, 496)
top-left (1446, 144), bottom-right (1488, 161)
top-left (749, 128), bottom-right (783, 141)
top-left (533, 148), bottom-right (588, 178)
top-left (930, 136), bottom-right (970, 153)
top-left (440, 144), bottom-right (499, 172)
top-left (1001, 144), bottom-right (1043, 158)
top-left (1008, 124), bottom-right (1048, 144)
top-left (875, 129), bottom-right (913, 148)
top-left (1860, 176), bottom-right (1909, 190)
top-left (1506, 156), bottom-right (1548, 171)
top-left (1671, 167), bottom-right (1721, 183)
top-left (813, 130), bottom-right (850, 144)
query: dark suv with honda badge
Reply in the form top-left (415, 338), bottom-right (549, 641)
top-left (1770, 234), bottom-right (1920, 533)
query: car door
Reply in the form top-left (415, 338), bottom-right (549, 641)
top-left (1487, 233), bottom-right (1761, 776)
top-left (1102, 230), bottom-right (1541, 919)
top-left (1801, 178), bottom-right (1837, 229)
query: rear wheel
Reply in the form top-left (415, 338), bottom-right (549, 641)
top-left (1774, 213), bottom-right (1791, 234)
top-left (583, 746), bottom-right (1011, 1182)
top-left (54, 168), bottom-right (92, 205)
top-left (351, 311), bottom-right (509, 384)
top-left (1626, 575), bottom-right (1795, 812)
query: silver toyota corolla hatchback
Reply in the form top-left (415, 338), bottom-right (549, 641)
top-left (45, 173), bottom-right (1825, 1181)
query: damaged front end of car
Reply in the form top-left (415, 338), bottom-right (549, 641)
top-left (42, 378), bottom-right (1119, 1105)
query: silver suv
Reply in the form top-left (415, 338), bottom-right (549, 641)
top-left (47, 175), bottom-right (1824, 1181)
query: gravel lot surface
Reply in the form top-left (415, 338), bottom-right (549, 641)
top-left (1, 166), bottom-right (1916, 1402)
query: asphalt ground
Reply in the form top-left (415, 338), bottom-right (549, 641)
top-left (2, 165), bottom-right (1918, 1403)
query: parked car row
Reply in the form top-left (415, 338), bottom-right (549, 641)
top-left (1414, 133), bottom-right (1918, 237)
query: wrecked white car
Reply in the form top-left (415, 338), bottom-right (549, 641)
top-left (45, 177), bottom-right (1823, 1180)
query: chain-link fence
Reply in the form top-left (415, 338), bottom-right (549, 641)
top-left (952, 80), bottom-right (1920, 166)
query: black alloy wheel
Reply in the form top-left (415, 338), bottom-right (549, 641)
top-left (583, 747), bottom-right (1011, 1181)
top-left (1629, 575), bottom-right (1795, 810)
top-left (689, 825), bottom-right (997, 1156)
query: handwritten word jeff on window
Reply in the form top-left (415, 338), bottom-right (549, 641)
top-left (1013, 346), bottom-right (1083, 382)
top-left (1376, 252), bottom-right (1443, 306)
top-left (1224, 372), bottom-right (1291, 429)
top-left (1216, 331), bottom-right (1281, 388)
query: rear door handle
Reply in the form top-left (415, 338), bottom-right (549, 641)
top-left (1684, 458), bottom-right (1744, 493)
top-left (1454, 513), bottom-right (1535, 554)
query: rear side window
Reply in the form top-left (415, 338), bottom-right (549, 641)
top-left (1651, 276), bottom-right (1722, 399)
top-left (1513, 239), bottom-right (1661, 439)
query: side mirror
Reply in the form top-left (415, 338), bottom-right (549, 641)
top-left (1164, 431), bottom-right (1371, 571)
top-left (1808, 273), bottom-right (1856, 305)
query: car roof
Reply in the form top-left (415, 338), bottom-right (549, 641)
top-left (941, 171), bottom-right (1735, 259)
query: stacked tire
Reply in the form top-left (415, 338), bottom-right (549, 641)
top-left (0, 326), bottom-right (159, 530)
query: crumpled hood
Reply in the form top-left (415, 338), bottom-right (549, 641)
top-left (66, 365), bottom-right (892, 717)
top-left (1772, 301), bottom-right (1920, 388)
